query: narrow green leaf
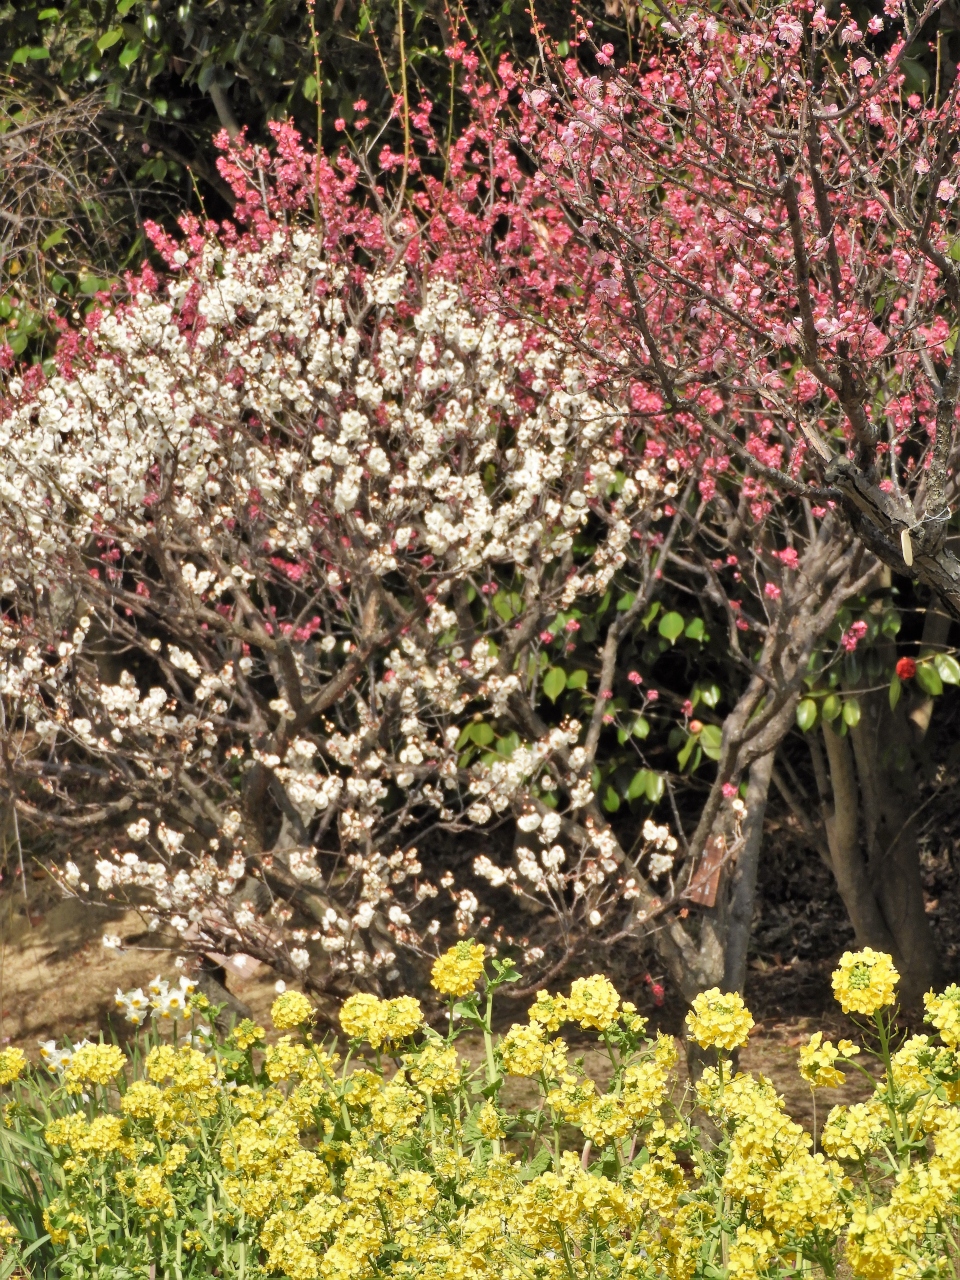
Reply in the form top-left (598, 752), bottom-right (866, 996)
top-left (602, 785), bottom-right (620, 813)
top-left (677, 733), bottom-right (696, 770)
top-left (41, 228), bottom-right (67, 251)
top-left (889, 672), bottom-right (902, 710)
top-left (645, 772), bottom-right (665, 803)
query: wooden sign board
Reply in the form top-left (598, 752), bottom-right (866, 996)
top-left (685, 834), bottom-right (727, 907)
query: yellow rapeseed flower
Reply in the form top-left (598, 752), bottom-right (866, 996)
top-left (924, 984), bottom-right (960, 1047)
top-left (831, 949), bottom-right (899, 1016)
top-left (798, 1031), bottom-right (859, 1088)
top-left (231, 1019), bottom-right (266, 1049)
top-left (271, 990), bottom-right (315, 1030)
top-left (62, 1043), bottom-right (127, 1094)
top-left (685, 989), bottom-right (754, 1051)
top-left (430, 941), bottom-right (486, 997)
top-left (565, 974), bottom-right (621, 1031)
top-left (0, 1048), bottom-right (26, 1086)
top-left (339, 993), bottom-right (421, 1049)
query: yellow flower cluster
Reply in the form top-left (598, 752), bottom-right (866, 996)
top-left (923, 984), bottom-right (960, 1047)
top-left (5, 950), bottom-right (960, 1280)
top-left (271, 991), bottom-right (315, 1030)
top-left (797, 1031), bottom-right (860, 1087)
top-left (339, 992), bottom-right (423, 1048)
top-left (685, 988), bottom-right (754, 1050)
top-left (0, 1048), bottom-right (26, 1086)
top-left (831, 947), bottom-right (899, 1015)
top-left (430, 940), bottom-right (487, 996)
top-left (62, 1042), bottom-right (127, 1094)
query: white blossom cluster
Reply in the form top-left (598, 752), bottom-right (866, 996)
top-left (0, 214), bottom-right (675, 984)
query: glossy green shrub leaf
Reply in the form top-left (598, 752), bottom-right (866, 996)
top-left (658, 612), bottom-right (684, 643)
top-left (542, 667), bottom-right (566, 703)
top-left (699, 724), bottom-right (723, 760)
top-left (934, 654), bottom-right (960, 685)
top-left (796, 698), bottom-right (818, 731)
top-left (842, 698), bottom-right (861, 728)
top-left (889, 672), bottom-right (902, 710)
top-left (822, 693), bottom-right (842, 722)
top-left (566, 669), bottom-right (588, 690)
top-left (916, 662), bottom-right (943, 696)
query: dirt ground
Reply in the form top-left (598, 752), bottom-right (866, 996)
top-left (0, 881), bottom-right (878, 1137)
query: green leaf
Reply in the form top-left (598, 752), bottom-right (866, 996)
top-left (38, 8), bottom-right (60, 17)
top-left (796, 698), bottom-right (818, 732)
top-left (117, 0), bottom-right (139, 13)
top-left (455, 725), bottom-right (472, 751)
top-left (97, 28), bottom-right (124, 51)
top-left (542, 667), bottom-right (566, 703)
top-left (118, 39), bottom-right (141, 67)
top-left (302, 73), bottom-right (318, 101)
top-left (684, 617), bottom-right (706, 642)
top-left (152, 97), bottom-right (168, 116)
top-left (934, 653), bottom-right (960, 685)
top-left (41, 228), bottom-right (67, 251)
top-left (566, 669), bottom-right (588, 690)
top-left (699, 683), bottom-right (721, 709)
top-left (616, 591), bottom-right (636, 612)
top-left (842, 698), bottom-right (861, 728)
top-left (881, 610), bottom-right (902, 637)
top-left (492, 591), bottom-right (513, 622)
top-left (889, 672), bottom-right (902, 710)
top-left (916, 662), bottom-right (943, 696)
top-left (658, 611), bottom-right (684, 643)
top-left (602, 785), bottom-right (620, 813)
top-left (822, 693), bottom-right (842, 722)
top-left (645, 772), bottom-right (665, 803)
top-left (520, 1146), bottom-right (553, 1179)
top-left (470, 723), bottom-right (495, 746)
top-left (641, 601), bottom-right (660, 629)
top-left (627, 769), bottom-right (650, 801)
top-left (12, 46), bottom-right (49, 62)
top-left (699, 723), bottom-right (723, 760)
top-left (632, 716), bottom-right (650, 740)
top-left (677, 733), bottom-right (697, 770)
